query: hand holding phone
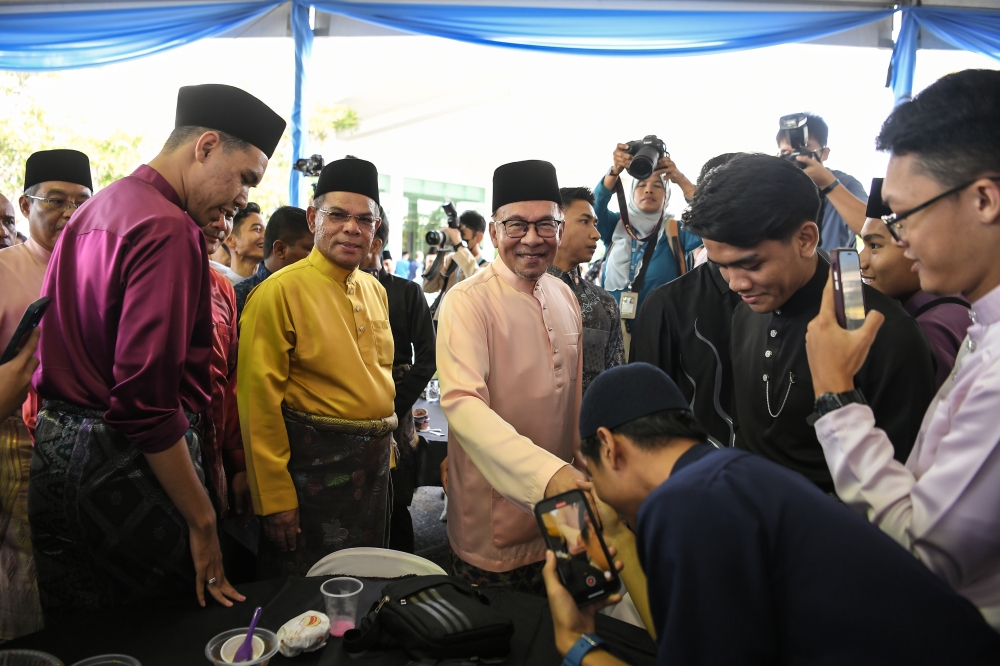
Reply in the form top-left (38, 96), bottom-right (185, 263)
top-left (0, 327), bottom-right (40, 420)
top-left (536, 489), bottom-right (621, 606)
top-left (1, 297), bottom-right (51, 365)
top-left (830, 249), bottom-right (867, 330)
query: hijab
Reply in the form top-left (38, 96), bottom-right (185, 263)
top-left (603, 174), bottom-right (671, 293)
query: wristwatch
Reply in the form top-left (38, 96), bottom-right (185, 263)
top-left (452, 239), bottom-right (469, 252)
top-left (820, 178), bottom-right (841, 197)
top-left (807, 388), bottom-right (866, 425)
top-left (562, 633), bottom-right (605, 666)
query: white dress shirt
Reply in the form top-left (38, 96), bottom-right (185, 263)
top-left (815, 283), bottom-right (1000, 630)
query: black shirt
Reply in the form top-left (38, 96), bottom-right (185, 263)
top-left (546, 265), bottom-right (625, 394)
top-left (631, 262), bottom-right (742, 447)
top-left (378, 268), bottom-right (436, 417)
top-left (637, 444), bottom-right (1000, 665)
top-left (730, 256), bottom-right (935, 492)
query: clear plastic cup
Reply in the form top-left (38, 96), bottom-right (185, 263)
top-left (320, 577), bottom-right (363, 637)
top-left (70, 657), bottom-right (141, 666)
top-left (0, 651), bottom-right (63, 666)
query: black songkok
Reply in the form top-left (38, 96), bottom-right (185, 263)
top-left (24, 149), bottom-right (93, 192)
top-left (492, 160), bottom-right (561, 213)
top-left (175, 84), bottom-right (286, 159)
top-left (314, 158), bottom-right (380, 206)
top-left (866, 178), bottom-right (893, 219)
top-left (579, 363), bottom-right (690, 439)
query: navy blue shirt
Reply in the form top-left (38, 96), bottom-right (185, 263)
top-left (234, 262), bottom-right (272, 321)
top-left (635, 444), bottom-right (1000, 665)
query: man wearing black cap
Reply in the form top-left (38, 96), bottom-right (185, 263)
top-left (0, 149), bottom-right (92, 638)
top-left (30, 84), bottom-right (284, 614)
top-left (436, 160), bottom-right (585, 594)
top-left (238, 158), bottom-right (396, 577)
top-left (542, 363), bottom-right (1000, 666)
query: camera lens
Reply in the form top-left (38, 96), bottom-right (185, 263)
top-left (627, 145), bottom-right (659, 180)
top-left (425, 230), bottom-right (444, 246)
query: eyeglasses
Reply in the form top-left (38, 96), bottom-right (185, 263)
top-left (316, 208), bottom-right (378, 227)
top-left (497, 218), bottom-right (562, 239)
top-left (23, 194), bottom-right (90, 212)
top-left (881, 177), bottom-right (1000, 242)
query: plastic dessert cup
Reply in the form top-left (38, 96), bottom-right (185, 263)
top-left (204, 628), bottom-right (278, 665)
top-left (320, 577), bottom-right (363, 637)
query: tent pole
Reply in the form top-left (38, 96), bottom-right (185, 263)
top-left (290, 0), bottom-right (314, 207)
top-left (890, 7), bottom-right (919, 105)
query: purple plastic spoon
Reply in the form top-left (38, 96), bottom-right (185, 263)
top-left (234, 606), bottom-right (263, 662)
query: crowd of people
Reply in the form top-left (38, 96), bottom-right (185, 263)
top-left (1, 69), bottom-right (1000, 664)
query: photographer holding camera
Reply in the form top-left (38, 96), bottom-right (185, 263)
top-left (422, 207), bottom-right (490, 319)
top-left (776, 113), bottom-right (868, 251)
top-left (595, 137), bottom-right (703, 326)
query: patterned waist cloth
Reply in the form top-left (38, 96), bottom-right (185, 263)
top-left (256, 407), bottom-right (396, 579)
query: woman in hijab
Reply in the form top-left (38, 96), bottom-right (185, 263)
top-left (594, 142), bottom-right (703, 315)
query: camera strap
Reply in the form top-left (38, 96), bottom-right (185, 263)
top-left (428, 256), bottom-right (461, 318)
top-left (614, 178), bottom-right (661, 242)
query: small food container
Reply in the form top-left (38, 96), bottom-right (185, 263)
top-left (204, 628), bottom-right (279, 665)
top-left (70, 657), bottom-right (141, 666)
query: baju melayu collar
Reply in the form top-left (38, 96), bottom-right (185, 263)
top-left (731, 255), bottom-right (936, 493)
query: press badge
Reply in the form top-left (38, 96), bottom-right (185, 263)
top-left (619, 291), bottom-right (638, 319)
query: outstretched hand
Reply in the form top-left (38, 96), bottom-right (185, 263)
top-left (0, 327), bottom-right (39, 420)
top-left (806, 270), bottom-right (885, 397)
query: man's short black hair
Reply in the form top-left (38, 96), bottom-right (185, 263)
top-left (580, 408), bottom-right (708, 465)
top-left (775, 113), bottom-right (829, 148)
top-left (459, 210), bottom-right (487, 235)
top-left (682, 153), bottom-right (820, 248)
top-left (697, 153), bottom-right (740, 187)
top-left (374, 206), bottom-right (390, 248)
top-left (262, 206), bottom-right (309, 259)
top-left (560, 186), bottom-right (596, 209)
top-left (401, 250), bottom-right (409, 257)
top-left (232, 201), bottom-right (262, 235)
top-left (877, 69), bottom-right (1000, 188)
top-left (163, 125), bottom-right (252, 154)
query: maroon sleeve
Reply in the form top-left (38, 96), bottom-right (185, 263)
top-left (106, 222), bottom-right (212, 452)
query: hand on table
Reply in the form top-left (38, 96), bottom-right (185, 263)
top-left (542, 549), bottom-right (623, 656)
top-left (189, 522), bottom-right (245, 608)
top-left (263, 507), bottom-right (301, 552)
top-left (0, 328), bottom-right (39, 420)
top-left (806, 271), bottom-right (885, 397)
top-left (230, 471), bottom-right (253, 528)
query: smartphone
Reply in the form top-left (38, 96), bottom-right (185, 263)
top-left (0, 297), bottom-right (51, 365)
top-left (535, 489), bottom-right (621, 605)
top-left (830, 250), bottom-right (866, 330)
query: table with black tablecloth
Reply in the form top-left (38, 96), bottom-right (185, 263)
top-left (5, 576), bottom-right (657, 665)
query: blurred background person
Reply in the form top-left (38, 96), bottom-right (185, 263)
top-left (423, 209), bottom-right (490, 321)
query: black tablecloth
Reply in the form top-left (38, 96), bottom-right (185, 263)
top-left (5, 576), bottom-right (658, 665)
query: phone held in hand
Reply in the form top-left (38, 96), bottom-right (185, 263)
top-left (535, 489), bottom-right (621, 606)
top-left (0, 296), bottom-right (51, 365)
top-left (830, 249), bottom-right (867, 331)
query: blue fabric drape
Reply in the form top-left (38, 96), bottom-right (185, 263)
top-left (0, 1), bottom-right (283, 71)
top-left (306, 1), bottom-right (893, 57)
top-left (890, 6), bottom-right (1000, 103)
top-left (890, 9), bottom-right (920, 104)
top-left (290, 2), bottom-right (314, 207)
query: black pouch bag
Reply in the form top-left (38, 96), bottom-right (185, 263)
top-left (343, 574), bottom-right (514, 661)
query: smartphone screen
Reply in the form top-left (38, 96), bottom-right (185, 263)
top-left (832, 250), bottom-right (867, 330)
top-left (535, 490), bottom-right (620, 605)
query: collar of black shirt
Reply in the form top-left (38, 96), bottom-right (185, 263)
top-left (707, 261), bottom-right (730, 295)
top-left (778, 254), bottom-right (829, 317)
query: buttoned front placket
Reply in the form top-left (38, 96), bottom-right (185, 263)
top-left (535, 282), bottom-right (568, 391)
top-left (762, 307), bottom-right (794, 416)
top-left (345, 271), bottom-right (375, 365)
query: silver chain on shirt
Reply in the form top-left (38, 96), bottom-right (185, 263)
top-left (766, 372), bottom-right (796, 418)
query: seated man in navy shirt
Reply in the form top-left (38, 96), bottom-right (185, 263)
top-left (543, 363), bottom-right (1000, 666)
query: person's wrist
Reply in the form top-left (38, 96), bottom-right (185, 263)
top-left (557, 631), bottom-right (584, 657)
top-left (812, 374), bottom-right (855, 398)
top-left (813, 168), bottom-right (836, 189)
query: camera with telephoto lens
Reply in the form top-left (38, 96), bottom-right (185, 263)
top-left (293, 154), bottom-right (325, 176)
top-left (425, 201), bottom-right (460, 248)
top-left (778, 114), bottom-right (819, 169)
top-left (624, 135), bottom-right (668, 180)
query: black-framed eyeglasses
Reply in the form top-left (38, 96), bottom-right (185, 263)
top-left (24, 193), bottom-right (90, 212)
top-left (881, 177), bottom-right (1000, 242)
top-left (497, 218), bottom-right (563, 239)
top-left (316, 208), bottom-right (379, 227)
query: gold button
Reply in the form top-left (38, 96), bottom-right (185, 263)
top-left (356, 306), bottom-right (361, 312)
top-left (359, 326), bottom-right (365, 332)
